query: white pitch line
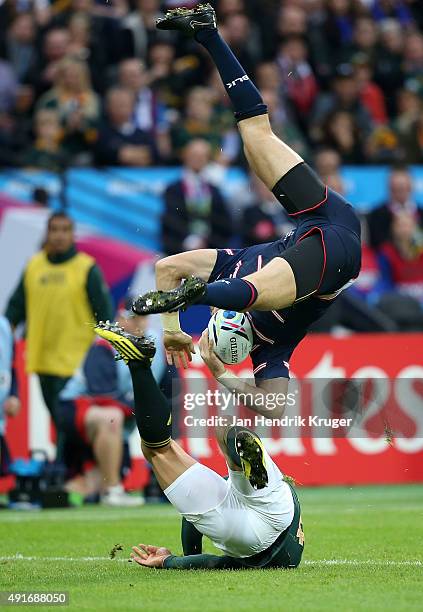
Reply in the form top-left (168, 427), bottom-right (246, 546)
top-left (1, 504), bottom-right (422, 523)
top-left (304, 559), bottom-right (423, 567)
top-left (0, 556), bottom-right (421, 567)
top-left (0, 555), bottom-right (128, 562)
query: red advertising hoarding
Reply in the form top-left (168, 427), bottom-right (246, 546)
top-left (3, 335), bottom-right (423, 489)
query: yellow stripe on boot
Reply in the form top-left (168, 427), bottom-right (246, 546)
top-left (94, 323), bottom-right (155, 365)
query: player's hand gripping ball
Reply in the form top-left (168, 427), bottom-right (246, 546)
top-left (207, 310), bottom-right (253, 365)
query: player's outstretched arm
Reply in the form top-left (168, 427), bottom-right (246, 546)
top-left (131, 544), bottom-right (242, 570)
top-left (130, 544), bottom-right (172, 568)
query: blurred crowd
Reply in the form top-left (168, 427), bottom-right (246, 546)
top-left (0, 0), bottom-right (422, 328)
top-left (0, 0), bottom-right (422, 170)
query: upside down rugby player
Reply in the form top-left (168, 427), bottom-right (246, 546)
top-left (94, 321), bottom-right (304, 570)
top-left (132, 4), bottom-right (362, 412)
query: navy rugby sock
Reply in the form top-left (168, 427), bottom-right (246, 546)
top-left (128, 360), bottom-right (172, 449)
top-left (196, 278), bottom-right (258, 311)
top-left (195, 29), bottom-right (267, 122)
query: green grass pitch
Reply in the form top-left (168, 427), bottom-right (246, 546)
top-left (1, 485), bottom-right (422, 611)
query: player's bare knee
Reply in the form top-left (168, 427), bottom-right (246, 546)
top-left (87, 410), bottom-right (123, 442)
top-left (155, 255), bottom-right (176, 275)
top-left (99, 408), bottom-right (123, 428)
top-left (155, 252), bottom-right (198, 282)
top-left (107, 411), bottom-right (124, 433)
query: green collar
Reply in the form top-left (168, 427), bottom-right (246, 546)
top-left (46, 245), bottom-right (77, 264)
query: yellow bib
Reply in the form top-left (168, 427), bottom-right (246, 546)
top-left (24, 250), bottom-right (96, 376)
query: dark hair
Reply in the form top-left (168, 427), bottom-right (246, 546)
top-left (32, 187), bottom-right (49, 207)
top-left (47, 212), bottom-right (74, 230)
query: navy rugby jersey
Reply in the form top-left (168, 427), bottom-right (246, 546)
top-left (209, 188), bottom-right (361, 379)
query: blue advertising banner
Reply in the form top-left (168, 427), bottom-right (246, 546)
top-left (340, 166), bottom-right (423, 211)
top-left (0, 170), bottom-right (64, 209)
top-left (0, 166), bottom-right (422, 252)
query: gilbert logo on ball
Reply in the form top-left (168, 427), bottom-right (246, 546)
top-left (208, 310), bottom-right (253, 365)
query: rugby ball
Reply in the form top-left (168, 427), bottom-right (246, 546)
top-left (207, 310), bottom-right (253, 365)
